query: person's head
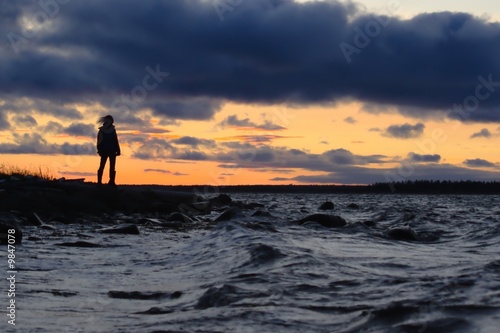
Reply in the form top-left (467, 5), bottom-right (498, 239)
top-left (98, 115), bottom-right (114, 127)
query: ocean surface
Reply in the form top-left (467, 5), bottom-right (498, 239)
top-left (3, 193), bottom-right (500, 332)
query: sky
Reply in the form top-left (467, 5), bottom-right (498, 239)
top-left (1, 0), bottom-right (500, 186)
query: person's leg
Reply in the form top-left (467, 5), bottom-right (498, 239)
top-left (97, 155), bottom-right (108, 184)
top-left (108, 155), bottom-right (116, 185)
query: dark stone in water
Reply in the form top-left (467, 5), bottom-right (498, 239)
top-left (319, 201), bottom-right (335, 210)
top-left (385, 227), bottom-right (419, 241)
top-left (108, 290), bottom-right (182, 300)
top-left (295, 214), bottom-right (347, 228)
top-left (55, 241), bottom-right (102, 248)
top-left (100, 224), bottom-right (140, 235)
top-left (134, 307), bottom-right (175, 315)
top-left (347, 203), bottom-right (360, 209)
top-left (363, 220), bottom-right (376, 227)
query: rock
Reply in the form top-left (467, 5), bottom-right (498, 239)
top-left (347, 203), bottom-right (360, 209)
top-left (363, 220), bottom-right (376, 227)
top-left (319, 201), bottom-right (335, 210)
top-left (100, 224), bottom-right (140, 235)
top-left (295, 214), bottom-right (346, 228)
top-left (214, 207), bottom-right (244, 222)
top-left (385, 227), bottom-right (419, 241)
top-left (108, 290), bottom-right (180, 300)
top-left (209, 194), bottom-right (232, 207)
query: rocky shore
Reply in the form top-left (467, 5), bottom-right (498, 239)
top-left (0, 178), bottom-right (441, 246)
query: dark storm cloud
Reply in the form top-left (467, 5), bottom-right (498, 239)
top-left (64, 123), bottom-right (95, 138)
top-left (144, 98), bottom-right (223, 121)
top-left (385, 123), bottom-right (425, 139)
top-left (1, 0), bottom-right (500, 121)
top-left (470, 128), bottom-right (492, 138)
top-left (408, 152), bottom-right (441, 163)
top-left (0, 112), bottom-right (9, 130)
top-left (464, 158), bottom-right (496, 168)
top-left (12, 114), bottom-right (37, 127)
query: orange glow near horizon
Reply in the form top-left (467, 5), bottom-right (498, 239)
top-left (1, 101), bottom-right (500, 185)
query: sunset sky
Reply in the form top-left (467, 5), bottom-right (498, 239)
top-left (1, 0), bottom-right (500, 185)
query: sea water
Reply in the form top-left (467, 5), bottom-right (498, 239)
top-left (2, 193), bottom-right (499, 332)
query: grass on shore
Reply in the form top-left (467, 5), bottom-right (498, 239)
top-left (0, 163), bottom-right (54, 181)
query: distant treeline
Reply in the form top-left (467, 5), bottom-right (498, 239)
top-left (135, 180), bottom-right (500, 195)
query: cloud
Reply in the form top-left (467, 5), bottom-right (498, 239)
top-left (344, 116), bottom-right (357, 124)
top-left (132, 138), bottom-right (175, 160)
top-left (144, 169), bottom-right (172, 174)
top-left (12, 115), bottom-right (37, 127)
top-left (292, 163), bottom-right (500, 184)
top-left (464, 158), bottom-right (496, 167)
top-left (0, 133), bottom-right (94, 155)
top-left (470, 128), bottom-right (492, 138)
top-left (130, 134), bottom-right (500, 183)
top-left (218, 115), bottom-right (286, 130)
top-left (1, 1), bottom-right (500, 122)
top-left (408, 152), bottom-right (441, 163)
top-left (64, 123), bottom-right (96, 138)
top-left (270, 177), bottom-right (291, 181)
top-left (385, 123), bottom-right (425, 139)
top-left (172, 136), bottom-right (216, 148)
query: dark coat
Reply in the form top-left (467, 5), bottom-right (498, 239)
top-left (97, 125), bottom-right (121, 156)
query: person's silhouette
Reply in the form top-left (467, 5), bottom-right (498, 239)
top-left (97, 115), bottom-right (121, 185)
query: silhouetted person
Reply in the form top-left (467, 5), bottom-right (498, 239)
top-left (97, 115), bottom-right (121, 185)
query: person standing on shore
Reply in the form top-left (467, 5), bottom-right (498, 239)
top-left (97, 115), bottom-right (121, 186)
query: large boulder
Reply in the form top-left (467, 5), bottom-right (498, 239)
top-left (318, 201), bottom-right (335, 210)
